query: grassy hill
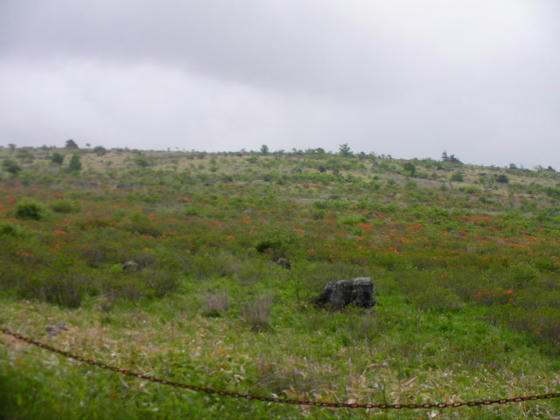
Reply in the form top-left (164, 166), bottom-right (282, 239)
top-left (1, 146), bottom-right (560, 419)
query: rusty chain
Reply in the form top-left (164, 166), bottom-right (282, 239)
top-left (1, 327), bottom-right (560, 410)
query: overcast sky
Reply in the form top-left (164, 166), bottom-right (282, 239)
top-left (1, 1), bottom-right (559, 167)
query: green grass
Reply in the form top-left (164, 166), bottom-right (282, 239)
top-left (1, 147), bottom-right (560, 418)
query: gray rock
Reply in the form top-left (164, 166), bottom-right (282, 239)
top-left (316, 277), bottom-right (375, 309)
top-left (123, 260), bottom-right (140, 271)
top-left (275, 257), bottom-right (292, 270)
top-left (116, 183), bottom-right (139, 189)
top-left (45, 322), bottom-right (68, 337)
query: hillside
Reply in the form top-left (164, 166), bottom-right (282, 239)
top-left (1, 146), bottom-right (560, 419)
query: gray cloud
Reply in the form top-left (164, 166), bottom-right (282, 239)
top-left (1, 0), bottom-right (559, 167)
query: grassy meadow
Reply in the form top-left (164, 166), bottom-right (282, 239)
top-left (1, 145), bottom-right (560, 419)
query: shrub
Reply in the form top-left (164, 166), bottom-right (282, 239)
top-left (50, 199), bottom-right (80, 213)
top-left (459, 185), bottom-right (480, 194)
top-left (150, 271), bottom-right (180, 298)
top-left (16, 150), bottom-right (34, 162)
top-left (495, 174), bottom-right (509, 183)
top-left (512, 263), bottom-right (539, 287)
top-left (403, 162), bottom-right (416, 177)
top-left (41, 274), bottom-right (87, 308)
top-left (18, 272), bottom-right (88, 308)
top-left (124, 214), bottom-right (162, 237)
top-left (450, 172), bottom-right (464, 182)
top-left (145, 270), bottom-right (179, 298)
top-left (338, 214), bottom-right (366, 225)
top-left (50, 153), bottom-right (64, 165)
top-left (0, 222), bottom-right (28, 237)
top-left (135, 156), bottom-right (149, 167)
top-left (68, 154), bottom-right (82, 171)
top-left (92, 146), bottom-right (107, 156)
top-left (15, 200), bottom-right (44, 220)
top-left (414, 285), bottom-right (463, 312)
top-left (254, 234), bottom-right (292, 259)
top-left (405, 180), bottom-right (417, 190)
top-left (2, 159), bottom-right (21, 175)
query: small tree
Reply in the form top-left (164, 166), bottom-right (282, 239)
top-left (339, 143), bottom-right (353, 157)
top-left (2, 159), bottom-right (21, 175)
top-left (442, 151), bottom-right (462, 164)
top-left (135, 156), bottom-right (149, 167)
top-left (260, 144), bottom-right (269, 155)
top-left (448, 154), bottom-right (462, 164)
top-left (403, 162), bottom-right (416, 177)
top-left (65, 139), bottom-right (79, 149)
top-left (51, 152), bottom-right (64, 165)
top-left (495, 174), bottom-right (509, 184)
top-left (92, 146), bottom-right (107, 156)
top-left (68, 154), bottom-right (82, 171)
top-left (16, 149), bottom-right (34, 163)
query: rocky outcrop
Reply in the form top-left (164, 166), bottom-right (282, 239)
top-left (315, 277), bottom-right (375, 309)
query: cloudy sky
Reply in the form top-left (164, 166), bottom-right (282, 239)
top-left (1, 1), bottom-right (559, 167)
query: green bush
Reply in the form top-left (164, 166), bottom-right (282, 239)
top-left (495, 174), bottom-right (509, 183)
top-left (135, 156), bottom-right (149, 167)
top-left (15, 271), bottom-right (88, 309)
top-left (414, 285), bottom-right (463, 312)
top-left (50, 152), bottom-right (64, 165)
top-left (68, 154), bottom-right (82, 171)
top-left (2, 159), bottom-right (21, 174)
top-left (403, 162), bottom-right (416, 176)
top-left (92, 146), bottom-right (107, 156)
top-left (15, 199), bottom-right (44, 220)
top-left (0, 222), bottom-right (29, 237)
top-left (143, 270), bottom-right (180, 298)
top-left (41, 274), bottom-right (87, 308)
top-left (50, 199), bottom-right (80, 213)
top-left (450, 172), bottom-right (464, 182)
top-left (512, 263), bottom-right (539, 287)
top-left (338, 214), bottom-right (366, 225)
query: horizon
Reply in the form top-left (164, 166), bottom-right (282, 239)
top-left (1, 1), bottom-right (559, 170)
top-left (1, 141), bottom-right (556, 171)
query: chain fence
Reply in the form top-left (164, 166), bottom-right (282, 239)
top-left (1, 327), bottom-right (560, 410)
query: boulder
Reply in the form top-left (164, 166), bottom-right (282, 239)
top-left (316, 277), bottom-right (375, 309)
top-left (274, 257), bottom-right (292, 270)
top-left (123, 260), bottom-right (140, 271)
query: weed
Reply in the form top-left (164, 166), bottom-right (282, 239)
top-left (243, 295), bottom-right (273, 331)
top-left (202, 292), bottom-right (230, 317)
